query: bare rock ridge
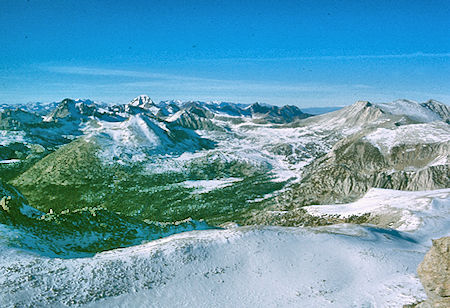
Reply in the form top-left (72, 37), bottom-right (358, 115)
top-left (420, 100), bottom-right (450, 123)
top-left (288, 130), bottom-right (448, 204)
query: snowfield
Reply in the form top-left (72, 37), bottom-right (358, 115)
top-left (376, 99), bottom-right (442, 123)
top-left (182, 177), bottom-right (243, 193)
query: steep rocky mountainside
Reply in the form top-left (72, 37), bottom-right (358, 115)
top-left (420, 100), bottom-right (450, 123)
top-left (283, 122), bottom-right (448, 204)
top-left (246, 101), bottom-right (449, 225)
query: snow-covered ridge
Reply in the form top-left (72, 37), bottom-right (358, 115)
top-left (2, 96), bottom-right (448, 184)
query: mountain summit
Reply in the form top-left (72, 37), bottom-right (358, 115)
top-left (129, 95), bottom-right (155, 110)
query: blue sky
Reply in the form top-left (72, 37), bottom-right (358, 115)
top-left (0, 0), bottom-right (449, 106)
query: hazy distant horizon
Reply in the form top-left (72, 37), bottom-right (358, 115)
top-left (4, 94), bottom-right (449, 110)
top-left (0, 93), bottom-right (449, 110)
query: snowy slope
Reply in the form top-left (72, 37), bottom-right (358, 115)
top-left (376, 99), bottom-right (442, 123)
top-left (82, 113), bottom-right (214, 164)
top-left (1, 188), bottom-right (449, 307)
top-left (364, 122), bottom-right (450, 153)
top-left (306, 188), bottom-right (450, 231)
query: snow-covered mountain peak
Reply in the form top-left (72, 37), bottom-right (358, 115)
top-left (129, 95), bottom-right (154, 109)
top-left (353, 100), bottom-right (373, 108)
top-left (301, 99), bottom-right (385, 132)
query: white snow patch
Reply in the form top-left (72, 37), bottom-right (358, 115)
top-left (0, 222), bottom-right (439, 307)
top-left (428, 154), bottom-right (449, 167)
top-left (376, 100), bottom-right (441, 123)
top-left (182, 178), bottom-right (242, 193)
top-left (0, 159), bottom-right (20, 164)
top-left (306, 188), bottom-right (450, 231)
top-left (364, 122), bottom-right (450, 153)
top-left (166, 110), bottom-right (183, 122)
top-left (0, 130), bottom-right (26, 146)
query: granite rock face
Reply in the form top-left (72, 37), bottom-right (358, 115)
top-left (416, 237), bottom-right (450, 307)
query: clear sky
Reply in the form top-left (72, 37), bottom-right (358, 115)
top-left (0, 0), bottom-right (449, 107)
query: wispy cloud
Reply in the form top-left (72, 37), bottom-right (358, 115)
top-left (197, 52), bottom-right (450, 63)
top-left (44, 66), bottom-right (202, 81)
top-left (43, 65), bottom-right (371, 94)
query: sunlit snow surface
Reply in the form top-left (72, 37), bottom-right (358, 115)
top-left (364, 122), bottom-right (450, 154)
top-left (0, 130), bottom-right (26, 146)
top-left (0, 159), bottom-right (20, 164)
top-left (182, 177), bottom-right (243, 193)
top-left (376, 100), bottom-right (441, 123)
top-left (306, 188), bottom-right (450, 231)
top-left (1, 191), bottom-right (449, 307)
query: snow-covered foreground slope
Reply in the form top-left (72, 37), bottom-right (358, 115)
top-left (1, 190), bottom-right (448, 307)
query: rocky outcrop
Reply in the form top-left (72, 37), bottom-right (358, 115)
top-left (0, 108), bottom-right (43, 130)
top-left (44, 98), bottom-right (96, 122)
top-left (246, 102), bottom-right (311, 123)
top-left (283, 133), bottom-right (448, 206)
top-left (170, 104), bottom-right (224, 131)
top-left (416, 237), bottom-right (450, 307)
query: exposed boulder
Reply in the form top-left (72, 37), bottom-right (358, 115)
top-left (416, 237), bottom-right (450, 307)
